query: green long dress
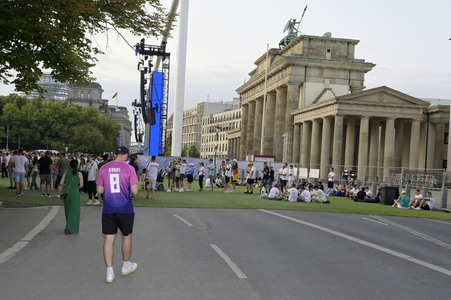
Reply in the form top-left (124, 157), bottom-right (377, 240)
top-left (63, 171), bottom-right (80, 234)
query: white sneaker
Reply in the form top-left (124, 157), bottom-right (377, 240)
top-left (174, 188), bottom-right (179, 192)
top-left (179, 188), bottom-right (184, 192)
top-left (231, 190), bottom-right (236, 193)
top-left (106, 272), bottom-right (115, 283)
top-left (93, 200), bottom-right (100, 205)
top-left (186, 189), bottom-right (191, 192)
top-left (87, 200), bottom-right (93, 205)
top-left (166, 189), bottom-right (172, 192)
top-left (55, 195), bottom-right (60, 198)
top-left (121, 262), bottom-right (137, 275)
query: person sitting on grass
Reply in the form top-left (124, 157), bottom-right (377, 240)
top-left (264, 183), bottom-right (283, 200)
top-left (298, 186), bottom-right (311, 202)
top-left (347, 184), bottom-right (358, 200)
top-left (393, 190), bottom-right (410, 209)
top-left (412, 191), bottom-right (435, 210)
top-left (311, 185), bottom-right (330, 203)
top-left (285, 184), bottom-right (299, 202)
top-left (355, 187), bottom-right (367, 202)
top-left (409, 189), bottom-right (424, 208)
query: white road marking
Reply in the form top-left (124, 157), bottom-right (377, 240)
top-left (173, 214), bottom-right (193, 227)
top-left (362, 217), bottom-right (388, 226)
top-left (0, 206), bottom-right (60, 265)
top-left (426, 218), bottom-right (451, 225)
top-left (371, 215), bottom-right (451, 250)
top-left (210, 244), bottom-right (247, 279)
top-left (259, 209), bottom-right (451, 277)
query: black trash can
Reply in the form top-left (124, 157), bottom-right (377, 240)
top-left (380, 186), bottom-right (399, 205)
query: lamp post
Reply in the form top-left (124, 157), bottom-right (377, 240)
top-left (214, 126), bottom-right (220, 176)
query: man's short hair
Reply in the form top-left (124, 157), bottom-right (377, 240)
top-left (151, 155), bottom-right (156, 161)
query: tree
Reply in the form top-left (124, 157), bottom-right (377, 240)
top-left (0, 1), bottom-right (171, 93)
top-left (181, 145), bottom-right (188, 157)
top-left (164, 133), bottom-right (172, 156)
top-left (188, 145), bottom-right (200, 158)
top-left (0, 94), bottom-right (120, 152)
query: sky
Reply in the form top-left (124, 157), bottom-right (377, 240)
top-left (1, 0), bottom-right (451, 124)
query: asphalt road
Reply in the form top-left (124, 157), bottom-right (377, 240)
top-left (1, 206), bottom-right (451, 300)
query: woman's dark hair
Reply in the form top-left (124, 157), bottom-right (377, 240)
top-left (33, 156), bottom-right (38, 164)
top-left (70, 159), bottom-right (79, 175)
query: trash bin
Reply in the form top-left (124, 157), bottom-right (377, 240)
top-left (380, 186), bottom-right (399, 205)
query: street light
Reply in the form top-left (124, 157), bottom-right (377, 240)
top-left (214, 125), bottom-right (221, 177)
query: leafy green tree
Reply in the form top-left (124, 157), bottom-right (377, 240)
top-left (164, 133), bottom-right (172, 156)
top-left (188, 145), bottom-right (200, 158)
top-left (0, 0), bottom-right (171, 93)
top-left (181, 145), bottom-right (188, 157)
top-left (0, 95), bottom-right (120, 152)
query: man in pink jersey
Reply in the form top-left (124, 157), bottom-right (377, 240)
top-left (96, 146), bottom-right (139, 283)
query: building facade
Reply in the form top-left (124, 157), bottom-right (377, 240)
top-left (16, 73), bottom-right (68, 101)
top-left (166, 99), bottom-right (240, 155)
top-left (236, 34), bottom-right (450, 182)
top-left (201, 108), bottom-right (241, 159)
top-left (67, 83), bottom-right (132, 149)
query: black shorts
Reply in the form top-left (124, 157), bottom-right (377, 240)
top-left (281, 180), bottom-right (287, 186)
top-left (225, 176), bottom-right (230, 183)
top-left (328, 181), bottom-right (334, 188)
top-left (247, 178), bottom-right (255, 184)
top-left (102, 213), bottom-right (135, 236)
top-left (420, 205), bottom-right (431, 210)
top-left (187, 174), bottom-right (193, 183)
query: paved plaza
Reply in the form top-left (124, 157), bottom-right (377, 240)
top-left (1, 206), bottom-right (451, 299)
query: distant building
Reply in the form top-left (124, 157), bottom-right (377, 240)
top-left (16, 73), bottom-right (68, 101)
top-left (67, 83), bottom-right (132, 149)
top-left (166, 99), bottom-right (240, 155)
top-left (201, 108), bottom-right (241, 159)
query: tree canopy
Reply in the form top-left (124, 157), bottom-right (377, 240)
top-left (0, 94), bottom-right (121, 153)
top-left (0, 0), bottom-right (170, 93)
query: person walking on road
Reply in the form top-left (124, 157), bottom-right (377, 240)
top-left (96, 146), bottom-right (139, 283)
top-left (60, 159), bottom-right (83, 234)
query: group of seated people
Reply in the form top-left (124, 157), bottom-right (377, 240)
top-left (347, 186), bottom-right (381, 203)
top-left (261, 183), bottom-right (331, 204)
top-left (325, 185), bottom-right (347, 197)
top-left (393, 189), bottom-right (435, 210)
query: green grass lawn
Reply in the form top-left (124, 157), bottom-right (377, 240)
top-left (1, 177), bottom-right (451, 220)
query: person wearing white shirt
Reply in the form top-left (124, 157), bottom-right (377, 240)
top-left (224, 159), bottom-right (232, 193)
top-left (327, 167), bottom-right (335, 189)
top-left (287, 165), bottom-right (294, 187)
top-left (11, 148), bottom-right (29, 196)
top-left (312, 185), bottom-right (330, 203)
top-left (86, 155), bottom-right (99, 205)
top-left (245, 162), bottom-right (256, 194)
top-left (278, 163), bottom-right (288, 192)
top-left (415, 191), bottom-right (435, 210)
top-left (298, 187), bottom-right (311, 202)
top-left (409, 189), bottom-right (424, 208)
top-left (266, 184), bottom-right (283, 200)
top-left (146, 155), bottom-right (159, 200)
top-left (286, 184), bottom-right (299, 202)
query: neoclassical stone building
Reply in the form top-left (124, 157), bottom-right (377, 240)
top-left (236, 34), bottom-right (449, 182)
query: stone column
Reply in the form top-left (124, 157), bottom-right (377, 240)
top-left (273, 87), bottom-right (287, 161)
top-left (402, 122), bottom-right (411, 168)
top-left (394, 120), bottom-right (404, 168)
top-left (228, 139), bottom-right (233, 159)
top-left (246, 101), bottom-right (256, 156)
top-left (332, 115), bottom-right (344, 175)
top-left (427, 122), bottom-right (437, 169)
top-left (239, 104), bottom-right (248, 160)
top-left (320, 117), bottom-right (332, 179)
top-left (285, 83), bottom-right (300, 162)
top-left (409, 119), bottom-right (421, 169)
top-left (300, 121), bottom-right (311, 167)
top-left (368, 120), bottom-right (379, 182)
top-left (310, 118), bottom-right (321, 169)
top-left (344, 119), bottom-right (356, 169)
top-left (434, 124), bottom-right (445, 169)
top-left (253, 98), bottom-right (263, 154)
top-left (357, 116), bottom-right (369, 181)
top-left (293, 123), bottom-right (301, 165)
top-left (383, 118), bottom-right (396, 182)
top-left (236, 137), bottom-right (240, 160)
top-left (263, 92), bottom-right (276, 155)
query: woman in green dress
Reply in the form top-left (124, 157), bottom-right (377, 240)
top-left (60, 159), bottom-right (83, 234)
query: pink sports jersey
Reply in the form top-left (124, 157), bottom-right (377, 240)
top-left (96, 161), bottom-right (139, 214)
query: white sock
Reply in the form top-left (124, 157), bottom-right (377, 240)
top-left (107, 267), bottom-right (114, 275)
top-left (123, 261), bottom-right (131, 268)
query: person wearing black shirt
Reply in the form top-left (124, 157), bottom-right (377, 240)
top-left (355, 187), bottom-right (367, 202)
top-left (37, 151), bottom-right (53, 197)
top-left (268, 165), bottom-right (275, 190)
